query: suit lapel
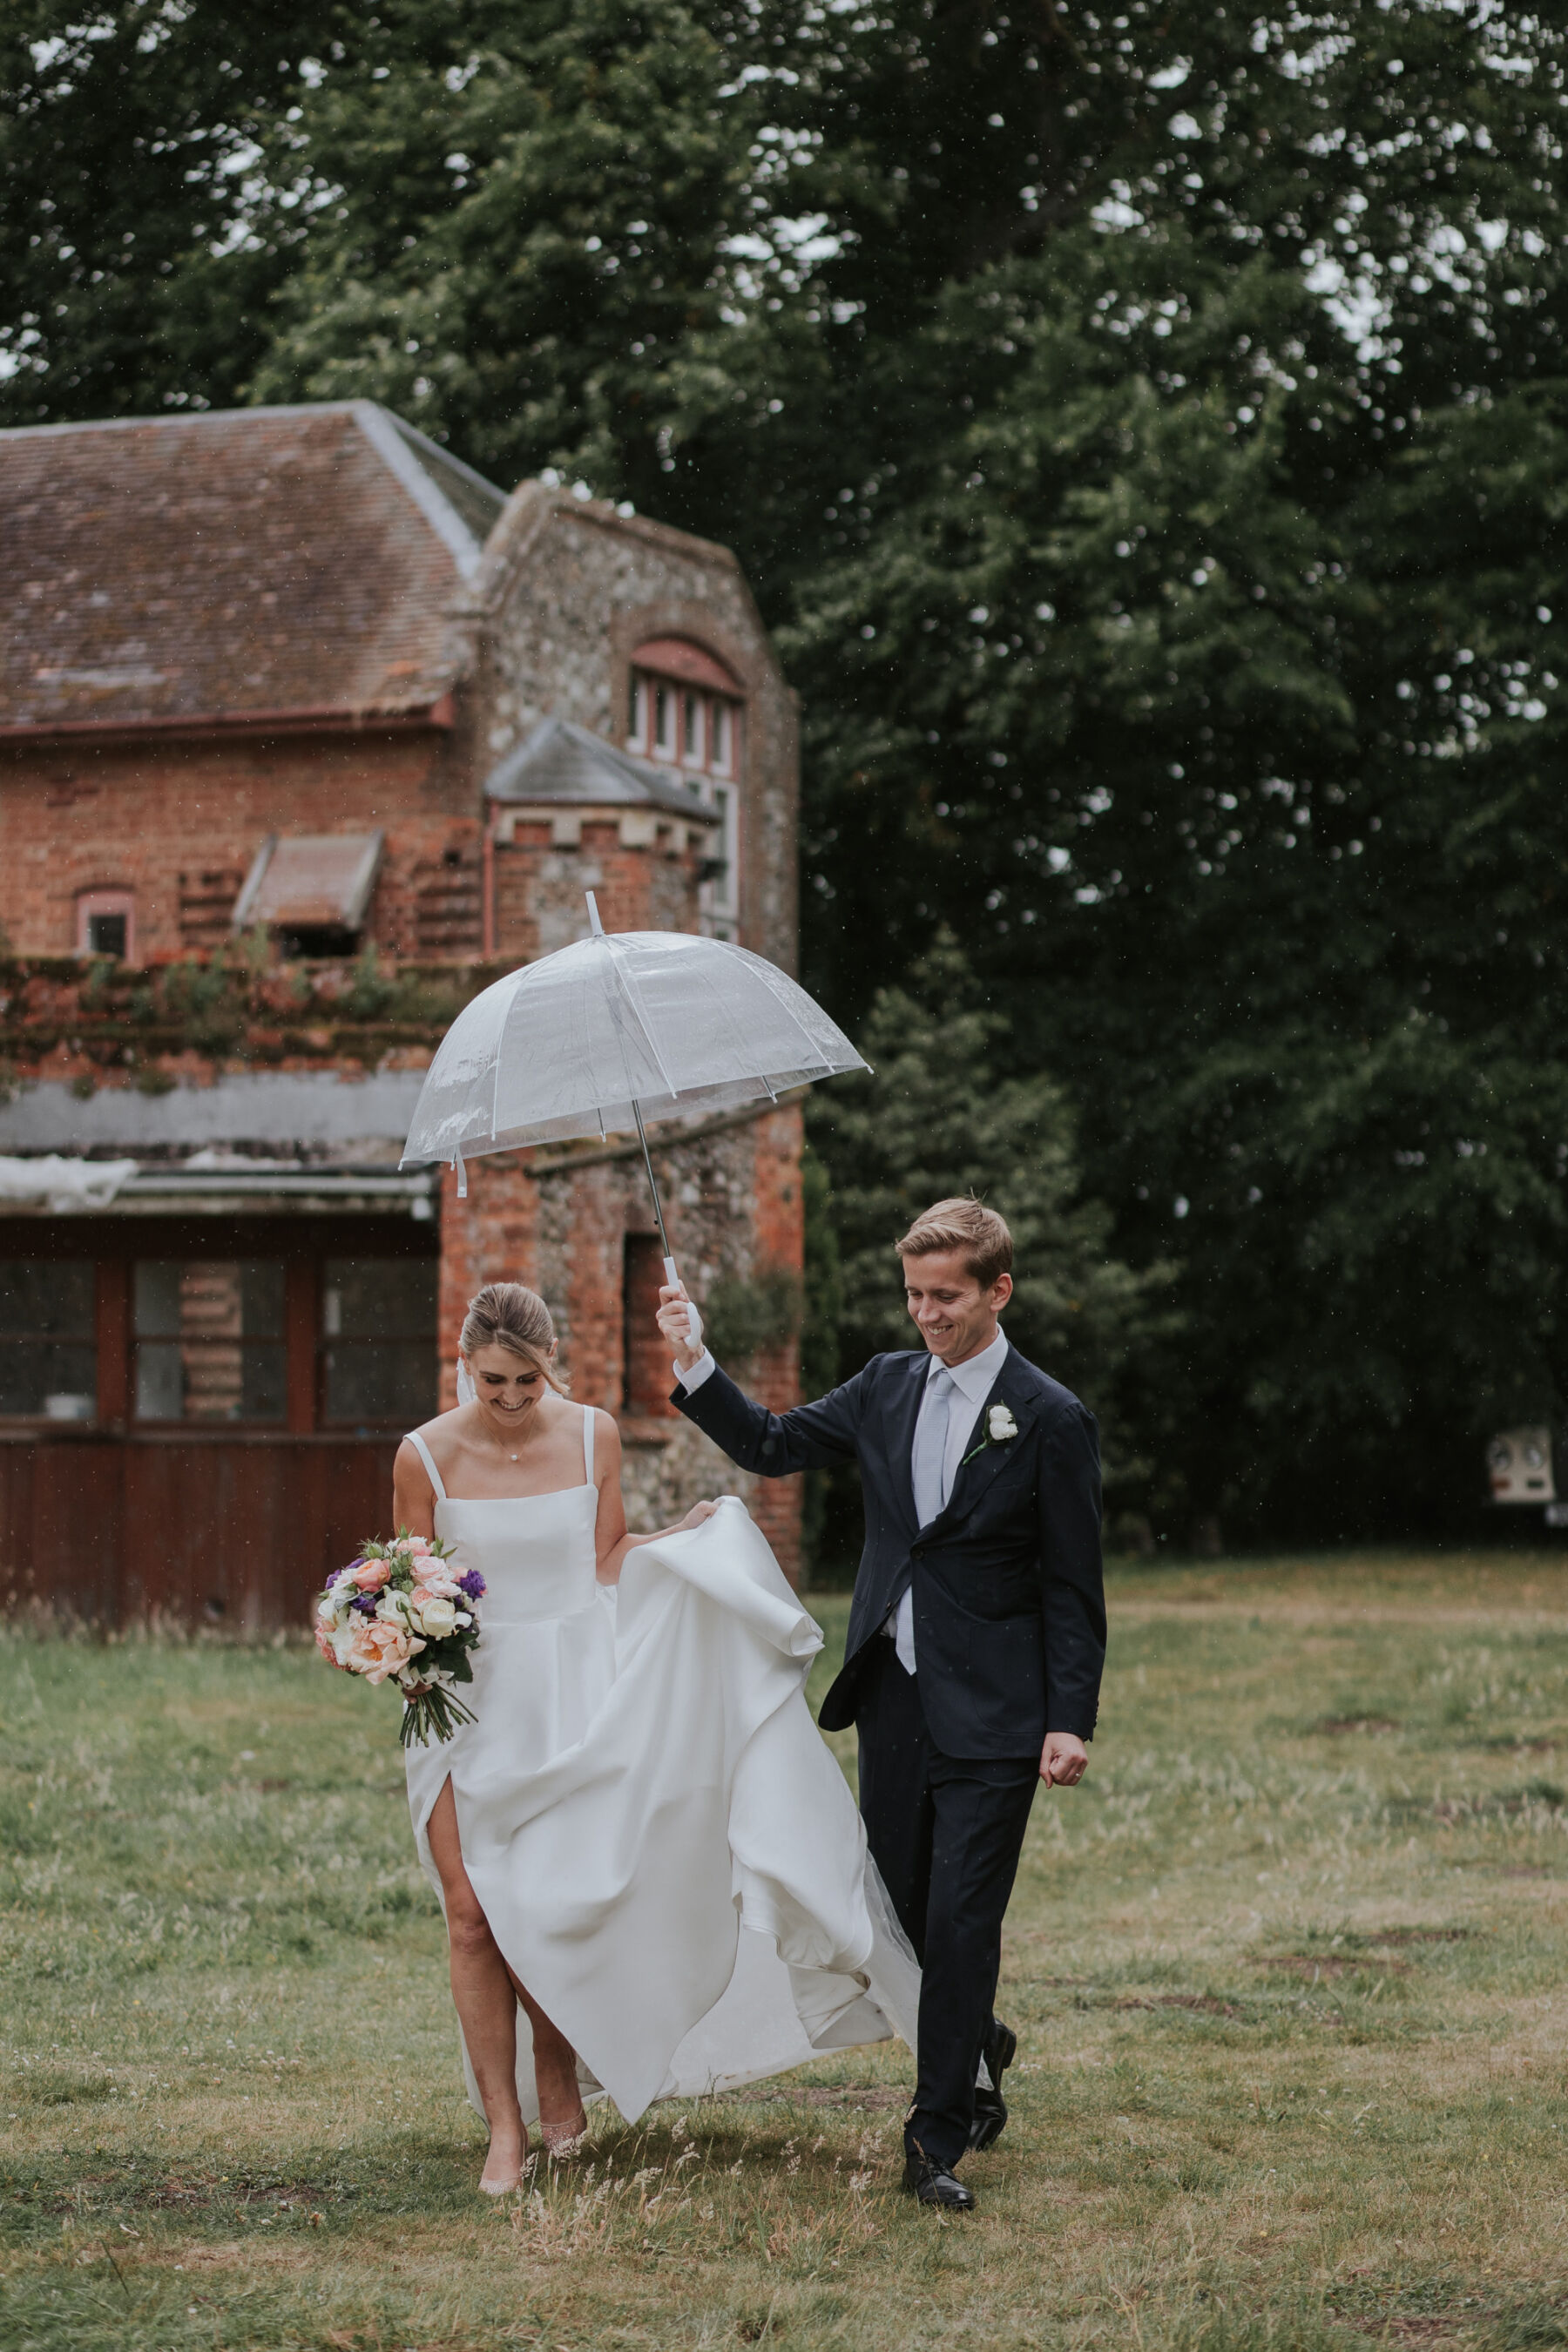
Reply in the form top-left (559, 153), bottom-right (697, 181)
top-left (884, 1355), bottom-right (928, 1536)
top-left (928, 1372), bottom-right (1038, 1538)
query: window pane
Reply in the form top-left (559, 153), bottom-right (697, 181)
top-left (321, 1260), bottom-right (436, 1424)
top-left (133, 1261), bottom-right (181, 1338)
top-left (0, 1342), bottom-right (97, 1418)
top-left (87, 911), bottom-right (127, 958)
top-left (241, 1261), bottom-right (285, 1337)
top-left (135, 1341), bottom-right (184, 1423)
top-left (133, 1260), bottom-right (285, 1423)
top-left (240, 1343), bottom-right (287, 1423)
top-left (0, 1261), bottom-right (94, 1339)
top-left (683, 689), bottom-right (702, 763)
top-left (323, 1342), bottom-right (436, 1427)
top-left (0, 1262), bottom-right (97, 1418)
top-left (322, 1260), bottom-right (436, 1340)
top-left (710, 700), bottom-right (731, 771)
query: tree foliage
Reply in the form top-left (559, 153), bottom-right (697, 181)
top-left (808, 938), bottom-right (1176, 1489)
top-left (7, 1), bottom-right (1568, 1536)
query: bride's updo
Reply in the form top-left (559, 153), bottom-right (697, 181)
top-left (459, 1282), bottom-right (569, 1395)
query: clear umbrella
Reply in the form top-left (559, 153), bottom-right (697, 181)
top-left (401, 894), bottom-right (868, 1310)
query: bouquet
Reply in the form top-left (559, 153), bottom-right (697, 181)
top-left (314, 1532), bottom-right (485, 1747)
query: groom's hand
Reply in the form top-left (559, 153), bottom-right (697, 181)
top-left (657, 1282), bottom-right (704, 1375)
top-left (1040, 1732), bottom-right (1088, 1787)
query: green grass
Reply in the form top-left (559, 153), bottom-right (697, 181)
top-left (8, 1549), bottom-right (1568, 2349)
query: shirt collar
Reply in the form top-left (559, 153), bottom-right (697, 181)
top-left (926, 1325), bottom-right (1010, 1404)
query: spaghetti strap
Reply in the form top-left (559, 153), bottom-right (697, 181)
top-left (405, 1429), bottom-right (448, 1503)
top-left (581, 1402), bottom-right (595, 1487)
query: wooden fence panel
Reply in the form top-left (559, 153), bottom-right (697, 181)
top-left (1, 1435), bottom-right (397, 1629)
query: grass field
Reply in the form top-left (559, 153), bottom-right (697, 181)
top-left (8, 1551), bottom-right (1568, 2350)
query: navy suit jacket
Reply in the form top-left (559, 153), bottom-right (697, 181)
top-left (673, 1344), bottom-right (1105, 1760)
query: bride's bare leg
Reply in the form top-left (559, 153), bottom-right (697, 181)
top-left (426, 1781), bottom-right (528, 2189)
top-left (512, 1979), bottom-right (587, 2152)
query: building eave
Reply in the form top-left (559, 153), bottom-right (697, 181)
top-left (0, 692), bottom-right (457, 749)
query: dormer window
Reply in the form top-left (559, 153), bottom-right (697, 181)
top-left (627, 639), bottom-right (740, 782)
top-left (625, 639), bottom-right (743, 939)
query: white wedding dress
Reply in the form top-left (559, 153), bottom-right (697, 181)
top-left (402, 1407), bottom-right (918, 2128)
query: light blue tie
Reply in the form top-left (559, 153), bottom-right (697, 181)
top-left (913, 1367), bottom-right (957, 1528)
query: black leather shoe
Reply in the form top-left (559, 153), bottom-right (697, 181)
top-left (969, 2019), bottom-right (1017, 2152)
top-left (903, 2149), bottom-right (977, 2211)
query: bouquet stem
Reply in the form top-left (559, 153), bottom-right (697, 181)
top-left (400, 1687), bottom-right (479, 1748)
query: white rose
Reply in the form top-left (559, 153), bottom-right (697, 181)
top-left (414, 1595), bottom-right (457, 1639)
top-left (375, 1590), bottom-right (414, 1625)
top-left (989, 1405), bottom-right (1019, 1442)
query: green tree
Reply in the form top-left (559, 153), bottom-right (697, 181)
top-left (808, 937), bottom-right (1177, 1495)
top-left (0, 0), bottom-right (346, 423)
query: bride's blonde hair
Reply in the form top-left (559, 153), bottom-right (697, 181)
top-left (459, 1283), bottom-right (569, 1395)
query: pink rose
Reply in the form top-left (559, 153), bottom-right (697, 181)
top-left (353, 1559), bottom-right (391, 1592)
top-left (403, 1537), bottom-right (431, 1555)
top-left (347, 1619), bottom-right (423, 1684)
top-left (314, 1623), bottom-right (344, 1668)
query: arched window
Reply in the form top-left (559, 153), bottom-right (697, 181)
top-left (627, 638), bottom-right (742, 938)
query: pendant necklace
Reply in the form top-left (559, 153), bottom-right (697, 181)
top-left (484, 1402), bottom-right (524, 1463)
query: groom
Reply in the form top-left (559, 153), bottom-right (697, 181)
top-left (657, 1196), bottom-right (1105, 2212)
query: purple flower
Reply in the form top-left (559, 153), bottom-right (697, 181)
top-left (349, 1592), bottom-right (378, 1615)
top-left (458, 1570), bottom-right (486, 1600)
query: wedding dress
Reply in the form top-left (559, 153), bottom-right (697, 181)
top-left (402, 1407), bottom-right (919, 2129)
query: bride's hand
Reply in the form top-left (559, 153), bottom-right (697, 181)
top-left (679, 1499), bottom-right (720, 1531)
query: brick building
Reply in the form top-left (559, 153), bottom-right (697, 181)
top-left (0, 402), bottom-right (806, 1622)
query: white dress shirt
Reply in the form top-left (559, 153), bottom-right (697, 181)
top-left (889, 1326), bottom-right (1010, 1673)
top-left (678, 1345), bottom-right (718, 1392)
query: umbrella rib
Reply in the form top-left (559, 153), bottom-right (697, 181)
top-left (706, 937), bottom-right (846, 1074)
top-left (602, 937), bottom-right (681, 1105)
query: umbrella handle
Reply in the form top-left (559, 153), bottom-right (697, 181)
top-left (664, 1256), bottom-right (704, 1356)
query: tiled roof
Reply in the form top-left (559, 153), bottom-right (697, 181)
top-left (0, 402), bottom-right (507, 733)
top-left (483, 717), bottom-right (722, 821)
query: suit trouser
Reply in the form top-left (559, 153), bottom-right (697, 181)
top-left (855, 1639), bottom-right (1039, 2170)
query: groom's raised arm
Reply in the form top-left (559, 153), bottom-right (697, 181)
top-left (672, 1356), bottom-right (869, 1475)
top-left (659, 1283), bottom-right (868, 1473)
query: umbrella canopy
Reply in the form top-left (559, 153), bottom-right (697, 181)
top-left (401, 905), bottom-right (868, 1176)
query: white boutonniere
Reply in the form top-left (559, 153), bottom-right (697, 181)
top-left (960, 1402), bottom-right (1020, 1470)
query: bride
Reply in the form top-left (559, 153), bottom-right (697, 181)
top-left (395, 1281), bottom-right (916, 2194)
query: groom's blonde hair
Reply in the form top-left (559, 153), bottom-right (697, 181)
top-left (896, 1197), bottom-right (1012, 1291)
